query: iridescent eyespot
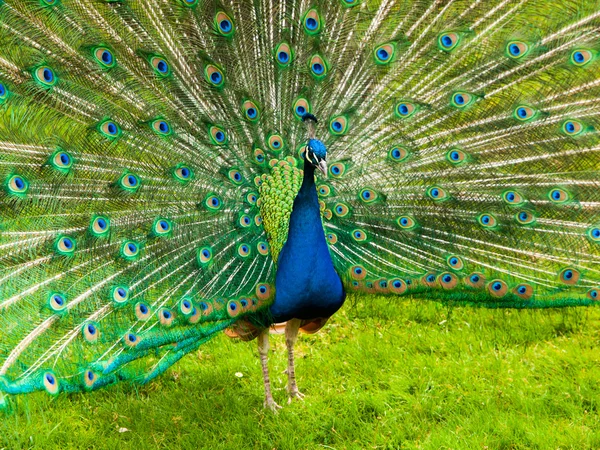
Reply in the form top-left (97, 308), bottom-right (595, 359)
top-left (255, 283), bottom-right (272, 301)
top-left (82, 322), bottom-right (99, 343)
top-left (451, 92), bottom-right (474, 108)
top-left (389, 278), bottom-right (407, 294)
top-left (111, 285), bottom-right (129, 304)
top-left (253, 148), bottom-right (266, 164)
top-left (135, 302), bottom-right (152, 320)
top-left (559, 267), bottom-right (580, 285)
top-left (465, 272), bottom-right (486, 288)
top-left (397, 215), bottom-right (417, 230)
top-left (562, 120), bottom-right (583, 136)
top-left (215, 11), bottom-right (234, 37)
top-left (422, 273), bottom-right (438, 287)
top-left (571, 49), bottom-right (593, 67)
top-left (329, 115), bottom-right (349, 135)
top-left (329, 162), bottom-right (346, 178)
top-left (351, 229), bottom-right (367, 242)
top-left (90, 215), bottom-right (110, 237)
top-left (204, 194), bottom-right (222, 211)
top-left (478, 213), bottom-right (498, 229)
top-left (228, 169), bottom-right (243, 185)
top-left (318, 185), bottom-right (332, 197)
top-left (257, 241), bottom-right (269, 255)
top-left (238, 214), bottom-right (252, 228)
top-left (0, 82), bottom-right (8, 103)
top-left (374, 43), bottom-right (395, 65)
top-left (309, 54), bottom-right (328, 79)
top-left (42, 371), bottom-right (59, 395)
top-left (426, 185), bottom-right (448, 201)
top-left (242, 100), bottom-right (260, 122)
top-left (246, 191), bottom-right (258, 205)
top-left (293, 97), bottom-right (311, 120)
top-left (50, 149), bottom-right (73, 172)
top-left (514, 105), bottom-right (537, 121)
top-left (438, 32), bottom-right (460, 51)
top-left (333, 202), bottom-right (350, 218)
top-left (149, 56), bottom-right (170, 77)
top-left (350, 265), bottom-right (367, 280)
top-left (227, 300), bottom-right (242, 318)
top-left (326, 232), bottom-right (338, 244)
top-left (118, 172), bottom-right (140, 192)
top-left (388, 147), bottom-right (409, 162)
top-left (205, 64), bottom-right (225, 87)
top-left (439, 272), bottom-right (458, 289)
top-left (158, 308), bottom-right (175, 327)
top-left (151, 119), bottom-right (171, 136)
top-left (587, 226), bottom-right (600, 243)
top-left (197, 246), bottom-right (213, 265)
top-left (395, 101), bottom-right (417, 118)
top-left (502, 190), bottom-right (524, 205)
top-left (275, 42), bottom-right (293, 67)
top-left (587, 288), bottom-right (599, 301)
top-left (6, 174), bottom-right (29, 195)
top-left (93, 47), bottom-right (116, 69)
top-left (34, 66), bottom-right (57, 87)
top-left (359, 188), bottom-right (378, 204)
top-left (516, 210), bottom-right (535, 225)
top-left (173, 164), bottom-right (193, 183)
top-left (506, 41), bottom-right (529, 59)
top-left (514, 283), bottom-right (533, 300)
top-left (488, 280), bottom-right (508, 297)
top-left (548, 188), bottom-right (569, 203)
top-left (121, 241), bottom-right (140, 260)
top-left (447, 255), bottom-right (464, 270)
top-left (83, 370), bottom-right (98, 389)
top-left (303, 8), bottom-right (322, 35)
top-left (341, 0), bottom-right (359, 7)
top-left (55, 235), bottom-right (76, 256)
top-left (48, 293), bottom-right (67, 312)
top-left (209, 126), bottom-right (227, 145)
top-left (446, 148), bottom-right (467, 164)
top-left (152, 218), bottom-right (172, 237)
top-left (268, 134), bottom-right (284, 152)
top-left (98, 119), bottom-right (121, 138)
top-left (237, 243), bottom-right (251, 258)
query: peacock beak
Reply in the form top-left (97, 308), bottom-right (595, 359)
top-left (318, 159), bottom-right (328, 177)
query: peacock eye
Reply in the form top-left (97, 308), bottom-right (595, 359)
top-left (506, 41), bottom-right (529, 59)
top-left (451, 92), bottom-right (474, 108)
top-left (438, 32), bottom-right (460, 51)
top-left (150, 56), bottom-right (170, 76)
top-left (514, 105), bottom-right (537, 121)
top-left (215, 11), bottom-right (235, 37)
top-left (94, 47), bottom-right (116, 68)
top-left (562, 120), bottom-right (583, 136)
top-left (571, 49), bottom-right (593, 66)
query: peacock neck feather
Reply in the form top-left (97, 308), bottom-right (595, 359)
top-left (269, 158), bottom-right (346, 323)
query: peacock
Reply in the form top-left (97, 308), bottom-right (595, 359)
top-left (0, 0), bottom-right (599, 413)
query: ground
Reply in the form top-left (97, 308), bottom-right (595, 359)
top-left (1, 295), bottom-right (600, 449)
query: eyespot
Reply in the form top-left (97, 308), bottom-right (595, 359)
top-left (111, 285), bottom-right (129, 304)
top-left (93, 47), bottom-right (116, 68)
top-left (246, 191), bottom-right (258, 205)
top-left (83, 369), bottom-right (98, 389)
top-left (158, 308), bottom-right (175, 327)
top-left (215, 11), bottom-right (234, 37)
top-left (187, 306), bottom-right (201, 324)
top-left (0, 82), bottom-right (8, 102)
top-left (151, 119), bottom-right (172, 136)
top-left (329, 115), bottom-right (349, 135)
top-left (118, 172), bottom-right (140, 192)
top-left (422, 273), bottom-right (438, 287)
top-left (395, 101), bottom-right (417, 118)
top-left (317, 184), bottom-right (332, 197)
top-left (351, 229), bottom-right (367, 242)
top-left (252, 148), bottom-right (266, 165)
top-left (326, 232), bottom-right (338, 244)
top-left (98, 120), bottom-right (121, 138)
top-left (82, 322), bottom-right (99, 343)
top-left (256, 283), bottom-right (272, 301)
top-left (34, 66), bottom-right (57, 87)
top-left (49, 149), bottom-right (73, 172)
top-left (333, 202), bottom-right (350, 218)
top-left (173, 164), bottom-right (193, 182)
top-left (559, 267), bottom-right (580, 285)
top-left (548, 188), bottom-right (569, 203)
top-left (488, 279), bottom-right (508, 297)
top-left (152, 218), bottom-right (172, 237)
top-left (350, 265), bottom-right (367, 280)
top-left (502, 190), bottom-right (524, 205)
top-left (275, 42), bottom-right (293, 67)
top-left (374, 43), bottom-right (395, 64)
top-left (257, 241), bottom-right (269, 256)
top-left (194, 247), bottom-right (212, 266)
top-left (426, 185), bottom-right (448, 201)
top-left (242, 100), bottom-right (260, 122)
top-left (397, 215), bottom-right (417, 230)
top-left (120, 240), bottom-right (140, 260)
top-left (388, 278), bottom-right (407, 295)
top-left (42, 371), bottom-right (59, 395)
top-left (439, 272), bottom-right (458, 290)
top-left (227, 169), bottom-right (243, 185)
top-left (238, 214), bottom-right (252, 229)
top-left (562, 120), bottom-right (583, 136)
top-left (149, 56), bottom-right (170, 77)
top-left (358, 188), bottom-right (378, 204)
top-left (514, 105), bottom-right (537, 121)
top-left (268, 134), bottom-right (284, 152)
top-left (90, 215), bottom-right (110, 237)
top-left (303, 8), bottom-right (322, 35)
top-left (447, 255), bottom-right (464, 270)
top-left (478, 213), bottom-right (498, 229)
top-left (587, 288), bottom-right (599, 301)
top-left (293, 97), bottom-right (311, 120)
top-left (388, 147), bottom-right (409, 162)
top-left (209, 126), bottom-right (227, 145)
top-left (341, 0), bottom-right (360, 7)
top-left (309, 54), bottom-right (328, 79)
top-left (506, 41), bottom-right (529, 59)
top-left (451, 92), bottom-right (474, 108)
top-left (438, 32), bottom-right (460, 51)
top-left (55, 235), bottom-right (76, 255)
top-left (195, 300), bottom-right (213, 318)
top-left (6, 174), bottom-right (29, 196)
top-left (205, 64), bottom-right (225, 87)
top-left (514, 283), bottom-right (533, 300)
top-left (516, 210), bottom-right (536, 225)
top-left (571, 49), bottom-right (593, 67)
top-left (237, 243), bottom-right (251, 258)
top-left (329, 162), bottom-right (346, 178)
top-left (465, 272), bottom-right (486, 288)
top-left (48, 292), bottom-right (67, 312)
top-left (446, 148), bottom-right (467, 164)
top-left (135, 302), bottom-right (152, 320)
top-left (587, 226), bottom-right (600, 243)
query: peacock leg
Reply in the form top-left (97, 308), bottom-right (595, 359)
top-left (258, 329), bottom-right (281, 411)
top-left (285, 318), bottom-right (305, 403)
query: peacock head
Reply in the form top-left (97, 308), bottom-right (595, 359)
top-left (302, 113), bottom-right (327, 176)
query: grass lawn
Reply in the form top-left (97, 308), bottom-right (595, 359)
top-left (1, 295), bottom-right (600, 449)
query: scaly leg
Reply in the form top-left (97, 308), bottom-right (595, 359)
top-left (285, 318), bottom-right (305, 403)
top-left (258, 329), bottom-right (281, 411)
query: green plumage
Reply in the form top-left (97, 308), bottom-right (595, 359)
top-left (0, 0), bottom-right (599, 408)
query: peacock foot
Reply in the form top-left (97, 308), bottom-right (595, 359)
top-left (287, 387), bottom-right (305, 403)
top-left (264, 396), bottom-right (282, 412)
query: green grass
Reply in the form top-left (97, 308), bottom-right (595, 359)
top-left (2, 296), bottom-right (600, 449)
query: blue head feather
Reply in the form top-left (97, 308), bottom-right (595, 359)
top-left (308, 139), bottom-right (327, 159)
